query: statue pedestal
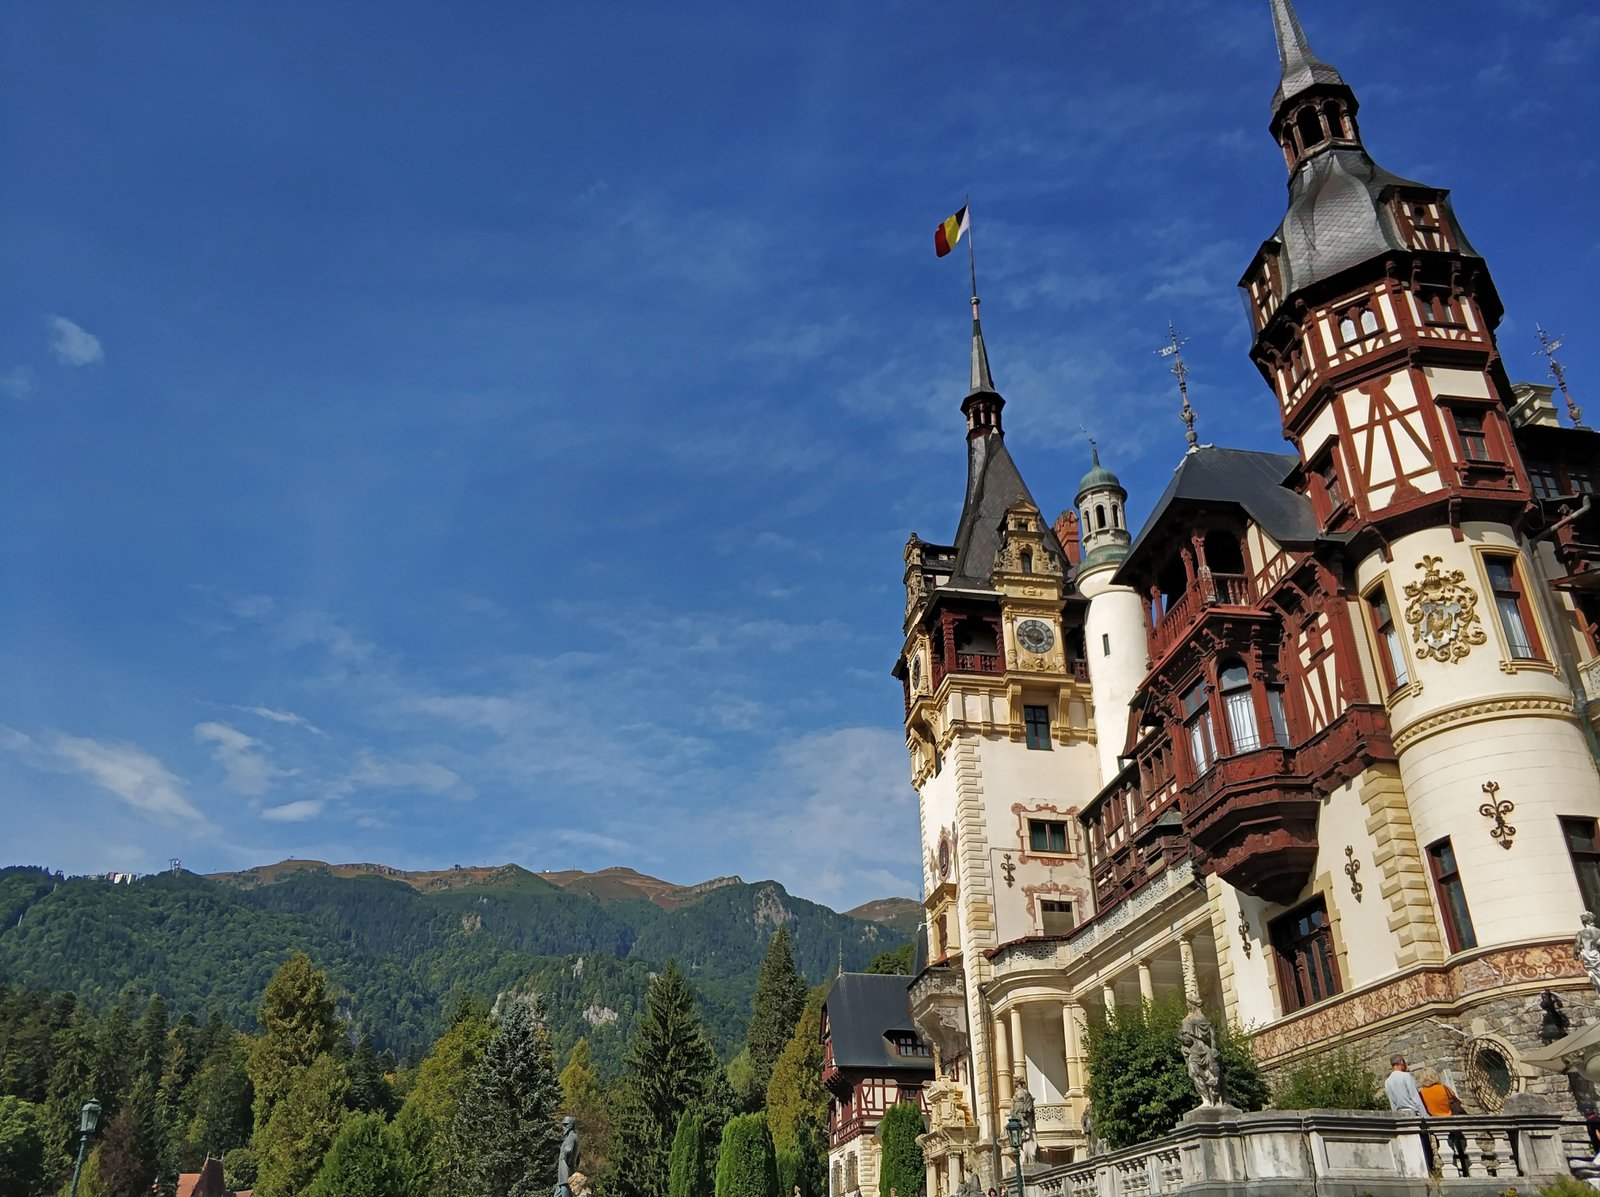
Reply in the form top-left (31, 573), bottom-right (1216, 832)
top-left (1180, 1103), bottom-right (1243, 1125)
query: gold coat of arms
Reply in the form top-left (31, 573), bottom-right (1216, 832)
top-left (1403, 554), bottom-right (1486, 663)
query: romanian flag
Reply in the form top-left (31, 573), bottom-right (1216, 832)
top-left (934, 204), bottom-right (969, 257)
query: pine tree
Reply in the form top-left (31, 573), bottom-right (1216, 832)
top-left (714, 1112), bottom-right (778, 1197)
top-left (134, 994), bottom-right (169, 1095)
top-left (184, 1035), bottom-right (253, 1161)
top-left (92, 998), bottom-right (135, 1127)
top-left (306, 1112), bottom-right (415, 1197)
top-left (743, 929), bottom-right (807, 1107)
top-left (453, 992), bottom-right (563, 1197)
top-left (347, 1035), bottom-right (398, 1117)
top-left (43, 1010), bottom-right (98, 1170)
top-left (395, 996), bottom-right (492, 1195)
top-left (611, 962), bottom-right (726, 1197)
top-left (249, 952), bottom-right (339, 1135)
top-left (559, 1037), bottom-right (612, 1181)
top-left (876, 1102), bottom-right (924, 1197)
top-left (765, 987), bottom-right (827, 1156)
top-left (0, 1096), bottom-right (48, 1197)
top-left (666, 1110), bottom-right (707, 1197)
top-left (253, 1053), bottom-right (350, 1197)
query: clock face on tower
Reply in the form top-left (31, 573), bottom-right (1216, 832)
top-left (1016, 619), bottom-right (1055, 654)
top-left (911, 653), bottom-right (923, 690)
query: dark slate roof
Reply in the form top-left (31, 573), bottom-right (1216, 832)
top-left (1116, 446), bottom-right (1319, 582)
top-left (1265, 148), bottom-right (1481, 297)
top-left (824, 973), bottom-right (928, 1073)
top-left (1269, 0), bottom-right (1347, 112)
top-left (947, 433), bottom-right (1066, 589)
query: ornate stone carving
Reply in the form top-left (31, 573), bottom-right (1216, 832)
top-left (1179, 1000), bottom-right (1224, 1107)
top-left (1576, 913), bottom-right (1600, 997)
top-left (1402, 554), bottom-right (1486, 662)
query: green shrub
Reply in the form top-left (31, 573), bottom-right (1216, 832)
top-left (877, 1102), bottom-right (925, 1197)
top-left (715, 1113), bottom-right (778, 1197)
top-left (1084, 995), bottom-right (1268, 1150)
top-left (669, 1111), bottom-right (709, 1197)
top-left (1535, 1178), bottom-right (1600, 1197)
top-left (1271, 1049), bottom-right (1385, 1111)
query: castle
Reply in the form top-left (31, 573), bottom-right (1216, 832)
top-left (894, 1), bottom-right (1600, 1190)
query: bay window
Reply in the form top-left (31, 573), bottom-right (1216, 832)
top-left (1219, 662), bottom-right (1260, 753)
top-left (1182, 680), bottom-right (1216, 774)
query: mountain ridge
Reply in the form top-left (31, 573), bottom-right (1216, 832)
top-left (0, 861), bottom-right (913, 1075)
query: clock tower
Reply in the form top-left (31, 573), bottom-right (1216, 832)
top-left (897, 298), bottom-right (1102, 1188)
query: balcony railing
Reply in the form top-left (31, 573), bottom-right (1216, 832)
top-left (954, 651), bottom-right (1001, 673)
top-left (1027, 1108), bottom-right (1570, 1197)
top-left (1149, 570), bottom-right (1254, 660)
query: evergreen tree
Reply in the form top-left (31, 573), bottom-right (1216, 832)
top-left (249, 952), bottom-right (340, 1135)
top-left (42, 1010), bottom-right (99, 1170)
top-left (714, 1112), bottom-right (778, 1197)
top-left (134, 994), bottom-right (170, 1095)
top-left (743, 929), bottom-right (807, 1106)
top-left (0, 1096), bottom-right (48, 1197)
top-left (92, 998), bottom-right (135, 1126)
top-left (347, 1035), bottom-right (398, 1117)
top-left (876, 1103), bottom-right (924, 1197)
top-left (254, 1053), bottom-right (350, 1197)
top-left (183, 1035), bottom-right (253, 1160)
top-left (764, 987), bottom-right (827, 1155)
top-left (306, 1112), bottom-right (415, 1197)
top-left (395, 996), bottom-right (492, 1196)
top-left (96, 1102), bottom-right (161, 1197)
top-left (559, 1037), bottom-right (612, 1181)
top-left (666, 1110), bottom-right (707, 1197)
top-left (454, 993), bottom-right (563, 1197)
top-left (611, 962), bottom-right (726, 1197)
top-left (865, 944), bottom-right (914, 975)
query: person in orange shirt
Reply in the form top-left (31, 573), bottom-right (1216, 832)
top-left (1416, 1067), bottom-right (1467, 1172)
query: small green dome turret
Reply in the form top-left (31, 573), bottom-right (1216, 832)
top-left (1075, 442), bottom-right (1125, 504)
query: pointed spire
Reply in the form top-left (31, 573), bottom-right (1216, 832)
top-left (1269, 0), bottom-right (1347, 112)
top-left (1157, 323), bottom-right (1200, 451)
top-left (968, 296), bottom-right (995, 395)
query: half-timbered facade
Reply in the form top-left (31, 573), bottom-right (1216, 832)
top-left (822, 973), bottom-right (935, 1197)
top-left (894, 3), bottom-right (1600, 1194)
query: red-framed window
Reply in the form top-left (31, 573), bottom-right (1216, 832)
top-left (1427, 838), bottom-right (1477, 953)
top-left (1563, 817), bottom-right (1600, 917)
top-left (1270, 898), bottom-right (1341, 1013)
top-left (1182, 680), bottom-right (1216, 774)
top-left (1485, 555), bottom-right (1542, 660)
top-left (1453, 410), bottom-right (1490, 461)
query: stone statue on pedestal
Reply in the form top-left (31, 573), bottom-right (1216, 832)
top-left (554, 1117), bottom-right (579, 1197)
top-left (954, 1174), bottom-right (983, 1197)
top-left (1179, 999), bottom-right (1224, 1108)
top-left (1576, 914), bottom-right (1600, 996)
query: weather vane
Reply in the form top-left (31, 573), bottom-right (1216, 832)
top-left (1534, 324), bottom-right (1583, 427)
top-left (1157, 323), bottom-right (1198, 450)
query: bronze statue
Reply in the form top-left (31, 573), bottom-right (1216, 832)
top-left (554, 1116), bottom-right (579, 1197)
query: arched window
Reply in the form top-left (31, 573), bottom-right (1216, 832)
top-left (1296, 106), bottom-right (1324, 153)
top-left (1219, 661), bottom-right (1260, 753)
top-left (1020, 548), bottom-right (1034, 574)
top-left (1361, 307), bottom-right (1379, 334)
top-left (1113, 503), bottom-right (1123, 529)
top-left (1093, 504), bottom-right (1105, 530)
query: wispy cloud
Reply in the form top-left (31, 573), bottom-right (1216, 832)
top-left (46, 315), bottom-right (104, 366)
top-left (1, 368), bottom-right (32, 400)
top-left (194, 721), bottom-right (288, 796)
top-left (45, 733), bottom-right (205, 826)
top-left (261, 799), bottom-right (323, 823)
top-left (236, 705), bottom-right (325, 735)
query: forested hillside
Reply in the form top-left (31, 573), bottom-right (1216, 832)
top-left (0, 864), bottom-right (905, 1073)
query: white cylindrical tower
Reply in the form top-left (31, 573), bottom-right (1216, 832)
top-left (1074, 449), bottom-right (1149, 786)
top-left (1356, 522), bottom-right (1600, 948)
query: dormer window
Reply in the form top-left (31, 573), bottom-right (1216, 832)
top-left (1020, 548), bottom-right (1034, 574)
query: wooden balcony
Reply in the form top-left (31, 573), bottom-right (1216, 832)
top-left (1149, 570), bottom-right (1255, 660)
top-left (1180, 705), bottom-right (1395, 904)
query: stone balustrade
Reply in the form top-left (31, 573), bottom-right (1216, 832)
top-left (1023, 1107), bottom-right (1569, 1196)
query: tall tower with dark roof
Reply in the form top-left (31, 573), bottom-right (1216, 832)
top-left (896, 303), bottom-right (1104, 1180)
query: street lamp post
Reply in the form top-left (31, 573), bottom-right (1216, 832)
top-left (1004, 1113), bottom-right (1025, 1197)
top-left (68, 1099), bottom-right (101, 1197)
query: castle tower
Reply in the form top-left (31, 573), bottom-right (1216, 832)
top-left (1072, 447), bottom-right (1148, 785)
top-left (1237, 0), bottom-right (1600, 958)
top-left (898, 300), bottom-right (1101, 1182)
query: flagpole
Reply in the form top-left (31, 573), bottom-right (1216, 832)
top-left (966, 194), bottom-right (978, 304)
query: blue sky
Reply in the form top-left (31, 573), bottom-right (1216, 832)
top-left (3, 1), bottom-right (1596, 910)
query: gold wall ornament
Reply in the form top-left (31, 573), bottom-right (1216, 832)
top-left (1237, 912), bottom-right (1252, 957)
top-left (1403, 554), bottom-right (1487, 662)
top-left (1344, 846), bottom-right (1364, 901)
top-left (1479, 780), bottom-right (1516, 849)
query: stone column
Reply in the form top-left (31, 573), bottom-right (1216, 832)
top-left (1101, 982), bottom-right (1117, 1021)
top-left (1062, 1001), bottom-right (1087, 1098)
top-left (1008, 1006), bottom-right (1027, 1088)
top-left (1137, 960), bottom-right (1155, 1004)
top-left (1179, 935), bottom-right (1201, 1004)
top-left (992, 1016), bottom-right (1013, 1105)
